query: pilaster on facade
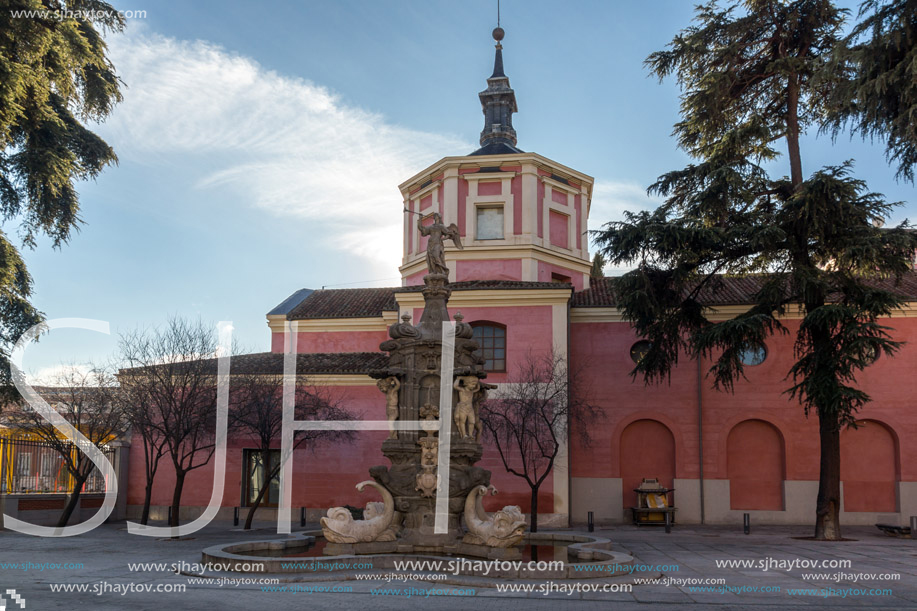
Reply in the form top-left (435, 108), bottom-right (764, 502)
top-left (442, 167), bottom-right (459, 226)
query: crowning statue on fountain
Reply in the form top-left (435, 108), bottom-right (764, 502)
top-left (417, 212), bottom-right (462, 276)
top-left (320, 210), bottom-right (527, 558)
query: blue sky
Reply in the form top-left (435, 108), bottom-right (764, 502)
top-left (19, 0), bottom-right (915, 380)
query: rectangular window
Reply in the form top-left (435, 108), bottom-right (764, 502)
top-left (472, 325), bottom-right (506, 372)
top-left (476, 206), bottom-right (504, 240)
top-left (17, 453), bottom-right (31, 476)
top-left (243, 449), bottom-right (280, 507)
top-left (39, 452), bottom-right (62, 492)
top-left (40, 453), bottom-right (55, 477)
top-left (549, 210), bottom-right (569, 249)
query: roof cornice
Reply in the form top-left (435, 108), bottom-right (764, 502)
top-left (398, 152), bottom-right (594, 196)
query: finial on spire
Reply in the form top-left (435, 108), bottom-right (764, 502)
top-left (493, 0), bottom-right (504, 46)
top-left (490, 27), bottom-right (505, 78)
top-left (470, 8), bottom-right (521, 157)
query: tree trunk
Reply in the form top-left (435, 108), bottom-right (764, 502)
top-left (170, 470), bottom-right (186, 528)
top-left (814, 408), bottom-right (842, 540)
top-left (244, 464), bottom-right (277, 530)
top-left (140, 479), bottom-right (154, 525)
top-left (530, 486), bottom-right (539, 533)
top-left (140, 437), bottom-right (159, 526)
top-left (57, 474), bottom-right (89, 527)
top-left (786, 75), bottom-right (804, 188)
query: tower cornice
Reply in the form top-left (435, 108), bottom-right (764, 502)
top-left (398, 152), bottom-right (595, 199)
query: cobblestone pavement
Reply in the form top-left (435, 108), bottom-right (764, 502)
top-left (0, 522), bottom-right (914, 609)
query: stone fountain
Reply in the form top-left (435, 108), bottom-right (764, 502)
top-left (319, 213), bottom-right (527, 559)
top-left (200, 214), bottom-right (635, 581)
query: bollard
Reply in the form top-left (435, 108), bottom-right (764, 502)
top-left (301, 507), bottom-right (306, 528)
top-left (910, 516), bottom-right (916, 540)
top-left (233, 507), bottom-right (239, 527)
top-left (744, 513), bottom-right (750, 535)
top-left (587, 511), bottom-right (594, 532)
top-left (664, 511), bottom-right (672, 534)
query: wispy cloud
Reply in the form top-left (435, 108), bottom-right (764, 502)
top-left (588, 180), bottom-right (661, 275)
top-left (26, 363), bottom-right (94, 386)
top-left (103, 32), bottom-right (469, 274)
top-left (588, 181), bottom-right (660, 230)
top-left (101, 31), bottom-right (662, 279)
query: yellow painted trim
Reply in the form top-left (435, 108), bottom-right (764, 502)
top-left (268, 317), bottom-right (389, 333)
top-left (400, 245), bottom-right (592, 278)
top-left (398, 152), bottom-right (594, 198)
top-left (395, 288), bottom-right (572, 310)
top-left (307, 375), bottom-right (377, 386)
top-left (461, 171), bottom-right (517, 182)
top-left (571, 302), bottom-right (917, 324)
top-left (265, 314), bottom-right (285, 330)
top-left (570, 308), bottom-right (626, 323)
top-left (411, 180), bottom-right (441, 202)
top-left (542, 176), bottom-right (581, 195)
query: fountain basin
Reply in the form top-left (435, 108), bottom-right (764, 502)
top-left (202, 531), bottom-right (634, 579)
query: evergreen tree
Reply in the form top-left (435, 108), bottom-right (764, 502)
top-left (825, 0), bottom-right (917, 182)
top-left (594, 0), bottom-right (917, 540)
top-left (0, 1), bottom-right (123, 396)
top-left (590, 252), bottom-right (607, 279)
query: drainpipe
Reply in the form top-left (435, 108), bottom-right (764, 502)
top-left (697, 354), bottom-right (706, 525)
top-left (566, 293), bottom-right (573, 528)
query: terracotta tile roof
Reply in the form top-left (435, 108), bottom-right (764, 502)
top-left (573, 271), bottom-right (917, 308)
top-left (226, 352), bottom-right (389, 375)
top-left (286, 287), bottom-right (398, 320)
top-left (286, 280), bottom-right (572, 320)
top-left (119, 352), bottom-right (389, 377)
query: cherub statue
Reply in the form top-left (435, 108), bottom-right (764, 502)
top-left (377, 376), bottom-right (401, 440)
top-left (453, 375), bottom-right (480, 439)
top-left (418, 212), bottom-right (462, 277)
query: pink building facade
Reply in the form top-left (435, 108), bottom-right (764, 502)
top-left (123, 30), bottom-right (917, 529)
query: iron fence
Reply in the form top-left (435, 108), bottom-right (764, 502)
top-left (0, 437), bottom-right (114, 494)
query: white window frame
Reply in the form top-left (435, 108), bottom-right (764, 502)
top-left (475, 204), bottom-right (505, 241)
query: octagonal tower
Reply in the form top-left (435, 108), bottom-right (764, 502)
top-left (399, 29), bottom-right (595, 291)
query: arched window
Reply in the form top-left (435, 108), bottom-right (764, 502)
top-left (471, 322), bottom-right (506, 372)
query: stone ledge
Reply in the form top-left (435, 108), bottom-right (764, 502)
top-left (201, 529), bottom-right (634, 580)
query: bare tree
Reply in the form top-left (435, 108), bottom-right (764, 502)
top-left (479, 348), bottom-right (601, 533)
top-left (229, 374), bottom-right (354, 530)
top-left (3, 366), bottom-right (128, 527)
top-left (117, 379), bottom-right (167, 525)
top-left (118, 317), bottom-right (220, 528)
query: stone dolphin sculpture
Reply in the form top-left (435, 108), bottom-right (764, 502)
top-left (321, 480), bottom-right (395, 544)
top-left (463, 485), bottom-right (527, 548)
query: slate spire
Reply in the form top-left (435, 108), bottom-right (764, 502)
top-left (471, 27), bottom-right (522, 156)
